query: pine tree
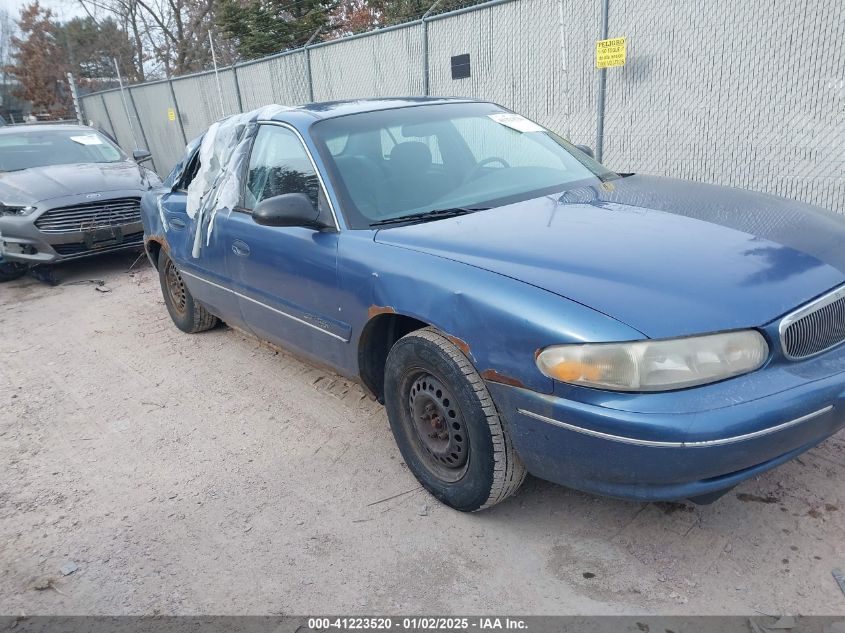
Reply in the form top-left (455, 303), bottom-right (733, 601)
top-left (55, 17), bottom-right (138, 85)
top-left (217, 0), bottom-right (340, 60)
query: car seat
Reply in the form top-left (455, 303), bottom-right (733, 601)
top-left (385, 142), bottom-right (452, 212)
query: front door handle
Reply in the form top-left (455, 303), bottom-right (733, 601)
top-left (231, 239), bottom-right (251, 257)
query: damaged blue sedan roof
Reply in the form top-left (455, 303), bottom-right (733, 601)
top-left (265, 97), bottom-right (477, 121)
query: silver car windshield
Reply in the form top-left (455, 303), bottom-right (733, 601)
top-left (311, 102), bottom-right (618, 229)
top-left (0, 129), bottom-right (125, 172)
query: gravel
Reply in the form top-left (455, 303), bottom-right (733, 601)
top-left (1, 251), bottom-right (844, 615)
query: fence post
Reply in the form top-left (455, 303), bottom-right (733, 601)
top-left (594, 0), bottom-right (609, 163)
top-left (422, 20), bottom-right (429, 96)
top-left (304, 26), bottom-right (322, 103)
top-left (232, 64), bottom-right (245, 113)
top-left (100, 93), bottom-right (116, 139)
top-left (558, 0), bottom-right (569, 138)
top-left (168, 79), bottom-right (188, 146)
top-left (305, 47), bottom-right (314, 102)
top-left (208, 29), bottom-right (226, 118)
top-left (114, 58), bottom-right (139, 149)
top-left (66, 72), bottom-right (84, 124)
top-left (127, 85), bottom-right (157, 173)
top-left (421, 0), bottom-right (443, 96)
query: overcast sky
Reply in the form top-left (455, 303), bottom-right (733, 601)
top-left (1, 0), bottom-right (86, 21)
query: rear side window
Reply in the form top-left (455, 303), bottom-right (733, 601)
top-left (163, 134), bottom-right (205, 189)
top-left (177, 151), bottom-right (201, 190)
top-left (243, 125), bottom-right (320, 210)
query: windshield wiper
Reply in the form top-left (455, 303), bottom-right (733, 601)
top-left (370, 207), bottom-right (489, 227)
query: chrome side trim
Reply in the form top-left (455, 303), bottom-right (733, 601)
top-left (779, 284), bottom-right (845, 360)
top-left (180, 270), bottom-right (348, 342)
top-left (516, 405), bottom-right (834, 448)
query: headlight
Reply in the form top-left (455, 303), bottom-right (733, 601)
top-left (0, 203), bottom-right (37, 217)
top-left (536, 330), bottom-right (769, 392)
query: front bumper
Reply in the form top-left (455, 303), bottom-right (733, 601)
top-left (0, 190), bottom-right (146, 265)
top-left (0, 223), bottom-right (144, 264)
top-left (487, 359), bottom-right (845, 502)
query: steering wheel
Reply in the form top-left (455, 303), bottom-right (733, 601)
top-left (465, 156), bottom-right (511, 183)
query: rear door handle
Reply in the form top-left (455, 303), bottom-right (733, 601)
top-left (231, 240), bottom-right (251, 257)
top-left (167, 217), bottom-right (186, 230)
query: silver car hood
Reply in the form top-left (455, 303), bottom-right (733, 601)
top-left (0, 161), bottom-right (151, 206)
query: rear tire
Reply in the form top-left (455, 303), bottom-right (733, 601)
top-left (0, 261), bottom-right (28, 283)
top-left (157, 251), bottom-right (218, 333)
top-left (384, 327), bottom-right (526, 511)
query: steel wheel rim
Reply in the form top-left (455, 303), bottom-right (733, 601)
top-left (407, 372), bottom-right (469, 482)
top-left (164, 259), bottom-right (187, 315)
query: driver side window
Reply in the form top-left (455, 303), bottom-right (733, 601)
top-left (244, 125), bottom-right (320, 211)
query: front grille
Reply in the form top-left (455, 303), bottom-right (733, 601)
top-left (35, 197), bottom-right (141, 234)
top-left (52, 231), bottom-right (144, 256)
top-left (781, 285), bottom-right (845, 360)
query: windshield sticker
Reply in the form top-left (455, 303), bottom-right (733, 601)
top-left (70, 135), bottom-right (103, 145)
top-left (487, 113), bottom-right (546, 133)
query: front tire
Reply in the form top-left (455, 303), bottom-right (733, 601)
top-left (157, 251), bottom-right (218, 333)
top-left (384, 327), bottom-right (526, 511)
top-left (0, 261), bottom-right (28, 283)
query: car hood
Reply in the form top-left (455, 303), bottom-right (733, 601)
top-left (0, 161), bottom-right (150, 205)
top-left (374, 174), bottom-right (845, 338)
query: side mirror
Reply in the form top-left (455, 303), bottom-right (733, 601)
top-left (252, 193), bottom-right (326, 229)
top-left (575, 144), bottom-right (595, 159)
top-left (133, 149), bottom-right (153, 164)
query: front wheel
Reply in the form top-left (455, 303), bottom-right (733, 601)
top-left (0, 261), bottom-right (28, 283)
top-left (384, 327), bottom-right (526, 511)
top-left (157, 251), bottom-right (218, 333)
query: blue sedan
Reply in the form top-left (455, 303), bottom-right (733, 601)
top-left (140, 98), bottom-right (845, 511)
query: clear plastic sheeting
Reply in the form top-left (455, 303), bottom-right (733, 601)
top-left (181, 104), bottom-right (290, 258)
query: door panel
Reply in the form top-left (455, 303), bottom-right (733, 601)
top-left (225, 122), bottom-right (349, 366)
top-left (225, 213), bottom-right (349, 365)
top-left (158, 191), bottom-right (240, 324)
top-left (158, 191), bottom-right (191, 263)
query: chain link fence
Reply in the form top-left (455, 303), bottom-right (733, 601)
top-left (79, 0), bottom-right (844, 212)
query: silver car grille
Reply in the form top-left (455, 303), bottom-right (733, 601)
top-left (34, 197), bottom-right (142, 234)
top-left (780, 285), bottom-right (845, 360)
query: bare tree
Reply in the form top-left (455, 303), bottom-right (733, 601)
top-left (77, 0), bottom-right (234, 78)
top-left (5, 2), bottom-right (72, 118)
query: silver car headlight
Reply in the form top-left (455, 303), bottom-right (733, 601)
top-left (536, 330), bottom-right (769, 392)
top-left (0, 203), bottom-right (37, 217)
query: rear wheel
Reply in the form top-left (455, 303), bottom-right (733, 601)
top-left (157, 251), bottom-right (218, 333)
top-left (384, 327), bottom-right (526, 511)
top-left (0, 261), bottom-right (28, 283)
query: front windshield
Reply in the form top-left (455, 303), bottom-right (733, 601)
top-left (310, 102), bottom-right (618, 229)
top-left (0, 129), bottom-right (125, 172)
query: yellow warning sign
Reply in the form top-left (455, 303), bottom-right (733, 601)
top-left (596, 37), bottom-right (626, 69)
top-left (167, 107), bottom-right (176, 122)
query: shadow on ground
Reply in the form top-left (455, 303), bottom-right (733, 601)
top-left (8, 249), bottom-right (149, 289)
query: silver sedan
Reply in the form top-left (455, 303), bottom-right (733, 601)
top-left (0, 124), bottom-right (160, 281)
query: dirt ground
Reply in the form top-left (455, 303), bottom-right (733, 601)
top-left (1, 251), bottom-right (844, 616)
